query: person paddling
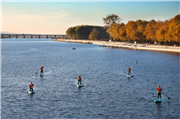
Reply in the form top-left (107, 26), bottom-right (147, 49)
top-left (78, 75), bottom-right (81, 85)
top-left (29, 82), bottom-right (34, 91)
top-left (156, 85), bottom-right (162, 99)
top-left (128, 67), bottom-right (131, 75)
top-left (40, 66), bottom-right (44, 74)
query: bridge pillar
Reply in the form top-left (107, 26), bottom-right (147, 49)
top-left (23, 35), bottom-right (25, 38)
top-left (46, 35), bottom-right (48, 39)
top-left (38, 35), bottom-right (41, 39)
top-left (54, 35), bottom-right (56, 39)
top-left (16, 35), bottom-right (18, 38)
top-left (31, 35), bottom-right (33, 39)
top-left (9, 35), bottom-right (11, 38)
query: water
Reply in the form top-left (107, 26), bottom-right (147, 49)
top-left (1, 38), bottom-right (180, 119)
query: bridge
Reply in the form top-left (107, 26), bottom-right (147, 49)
top-left (1, 33), bottom-right (67, 39)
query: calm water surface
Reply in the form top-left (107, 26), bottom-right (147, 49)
top-left (1, 38), bottom-right (180, 119)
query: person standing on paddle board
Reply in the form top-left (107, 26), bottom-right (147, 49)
top-left (29, 82), bottom-right (34, 91)
top-left (78, 75), bottom-right (81, 85)
top-left (40, 66), bottom-right (44, 74)
top-left (128, 67), bottom-right (131, 75)
top-left (156, 85), bottom-right (162, 99)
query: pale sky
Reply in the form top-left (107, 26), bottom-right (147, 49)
top-left (1, 0), bottom-right (179, 35)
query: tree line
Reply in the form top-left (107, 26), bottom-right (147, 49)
top-left (66, 14), bottom-right (180, 45)
top-left (103, 14), bottom-right (180, 45)
top-left (66, 25), bottom-right (109, 40)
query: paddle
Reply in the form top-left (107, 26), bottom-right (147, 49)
top-left (161, 92), bottom-right (171, 100)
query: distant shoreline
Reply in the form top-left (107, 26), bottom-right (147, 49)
top-left (54, 39), bottom-right (180, 53)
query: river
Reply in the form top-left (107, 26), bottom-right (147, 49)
top-left (1, 38), bottom-right (180, 119)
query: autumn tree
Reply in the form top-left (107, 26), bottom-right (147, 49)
top-left (136, 20), bottom-right (148, 42)
top-left (103, 14), bottom-right (122, 41)
top-left (103, 14), bottom-right (121, 27)
top-left (168, 14), bottom-right (180, 44)
top-left (144, 20), bottom-right (157, 43)
top-left (125, 21), bottom-right (137, 41)
top-left (89, 28), bottom-right (100, 40)
top-left (119, 25), bottom-right (127, 41)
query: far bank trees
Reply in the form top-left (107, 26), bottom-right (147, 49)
top-left (103, 14), bottom-right (180, 45)
top-left (66, 25), bottom-right (109, 40)
top-left (66, 14), bottom-right (180, 45)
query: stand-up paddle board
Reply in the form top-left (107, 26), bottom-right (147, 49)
top-left (40, 74), bottom-right (44, 77)
top-left (28, 90), bottom-right (35, 94)
top-left (154, 99), bottom-right (163, 103)
top-left (126, 75), bottom-right (133, 77)
top-left (77, 84), bottom-right (82, 87)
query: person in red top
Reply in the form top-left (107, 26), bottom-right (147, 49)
top-left (29, 82), bottom-right (34, 91)
top-left (78, 75), bottom-right (81, 85)
top-left (156, 85), bottom-right (162, 99)
top-left (128, 67), bottom-right (131, 75)
top-left (40, 66), bottom-right (44, 74)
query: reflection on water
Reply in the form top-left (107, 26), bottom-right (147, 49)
top-left (29, 93), bottom-right (34, 102)
top-left (1, 38), bottom-right (180, 118)
top-left (156, 103), bottom-right (161, 114)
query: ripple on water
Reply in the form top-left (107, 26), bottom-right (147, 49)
top-left (1, 38), bottom-right (180, 118)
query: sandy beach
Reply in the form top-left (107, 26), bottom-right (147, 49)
top-left (54, 39), bottom-right (180, 53)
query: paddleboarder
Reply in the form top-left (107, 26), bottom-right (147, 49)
top-left (128, 67), bottom-right (131, 75)
top-left (29, 82), bottom-right (34, 91)
top-left (40, 66), bottom-right (44, 75)
top-left (78, 75), bottom-right (81, 85)
top-left (156, 85), bottom-right (162, 99)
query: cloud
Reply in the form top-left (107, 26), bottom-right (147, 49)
top-left (49, 13), bottom-right (69, 19)
top-left (50, 11), bottom-right (66, 15)
top-left (49, 11), bottom-right (69, 19)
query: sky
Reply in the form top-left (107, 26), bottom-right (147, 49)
top-left (1, 0), bottom-right (179, 35)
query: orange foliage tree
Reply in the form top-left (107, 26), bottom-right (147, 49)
top-left (103, 14), bottom-right (180, 45)
top-left (89, 28), bottom-right (100, 40)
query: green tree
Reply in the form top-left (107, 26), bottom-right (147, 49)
top-left (66, 27), bottom-right (77, 39)
top-left (66, 25), bottom-right (109, 40)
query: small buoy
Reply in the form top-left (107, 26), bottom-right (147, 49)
top-left (136, 60), bottom-right (138, 64)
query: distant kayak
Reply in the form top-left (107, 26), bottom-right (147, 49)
top-left (40, 74), bottom-right (44, 77)
top-left (126, 75), bottom-right (133, 77)
top-left (77, 84), bottom-right (82, 87)
top-left (28, 90), bottom-right (35, 94)
top-left (154, 99), bottom-right (163, 103)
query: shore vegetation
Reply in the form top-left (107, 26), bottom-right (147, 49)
top-left (66, 14), bottom-right (180, 46)
top-left (103, 14), bottom-right (180, 46)
top-left (66, 25), bottom-right (109, 40)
